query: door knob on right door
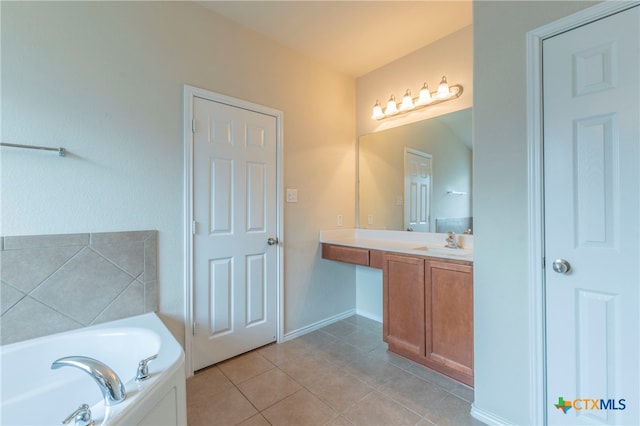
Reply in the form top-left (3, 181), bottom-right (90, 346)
top-left (551, 258), bottom-right (571, 274)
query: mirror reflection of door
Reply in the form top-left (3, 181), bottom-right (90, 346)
top-left (404, 148), bottom-right (432, 232)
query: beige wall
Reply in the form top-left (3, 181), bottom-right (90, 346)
top-left (1, 1), bottom-right (356, 343)
top-left (473, 1), bottom-right (598, 423)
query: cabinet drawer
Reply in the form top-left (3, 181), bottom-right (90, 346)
top-left (322, 243), bottom-right (369, 266)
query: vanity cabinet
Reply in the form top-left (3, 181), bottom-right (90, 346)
top-left (424, 259), bottom-right (473, 386)
top-left (383, 253), bottom-right (474, 386)
top-left (382, 253), bottom-right (425, 357)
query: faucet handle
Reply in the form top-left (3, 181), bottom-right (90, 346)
top-left (62, 403), bottom-right (94, 426)
top-left (136, 354), bottom-right (158, 381)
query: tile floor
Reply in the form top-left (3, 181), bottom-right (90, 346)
top-left (187, 315), bottom-right (484, 426)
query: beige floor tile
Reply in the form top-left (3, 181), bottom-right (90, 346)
top-left (378, 370), bottom-right (449, 416)
top-left (325, 414), bottom-right (356, 425)
top-left (342, 391), bottom-right (422, 426)
top-left (261, 389), bottom-right (337, 426)
top-left (306, 369), bottom-right (372, 413)
top-left (186, 316), bottom-right (484, 426)
top-left (343, 315), bottom-right (382, 332)
top-left (403, 362), bottom-right (458, 392)
top-left (279, 353), bottom-right (336, 388)
top-left (236, 413), bottom-right (271, 426)
top-left (342, 354), bottom-right (408, 389)
top-left (218, 351), bottom-right (275, 384)
top-left (187, 366), bottom-right (235, 399)
top-left (321, 320), bottom-right (359, 338)
top-left (257, 339), bottom-right (311, 366)
top-left (451, 382), bottom-right (475, 403)
top-left (314, 340), bottom-right (367, 367)
top-left (422, 394), bottom-right (484, 426)
top-left (296, 329), bottom-right (337, 349)
top-left (187, 386), bottom-right (258, 426)
top-left (341, 328), bottom-right (385, 353)
top-left (237, 368), bottom-right (302, 411)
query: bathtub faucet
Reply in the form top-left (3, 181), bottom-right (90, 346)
top-left (51, 356), bottom-right (126, 406)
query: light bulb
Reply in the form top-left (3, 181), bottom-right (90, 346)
top-left (385, 95), bottom-right (398, 115)
top-left (371, 100), bottom-right (384, 120)
top-left (399, 89), bottom-right (414, 112)
top-left (437, 75), bottom-right (451, 99)
top-left (417, 83), bottom-right (432, 105)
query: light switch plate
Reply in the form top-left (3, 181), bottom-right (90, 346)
top-left (286, 188), bottom-right (298, 203)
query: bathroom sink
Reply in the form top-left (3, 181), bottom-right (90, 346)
top-left (412, 246), bottom-right (473, 257)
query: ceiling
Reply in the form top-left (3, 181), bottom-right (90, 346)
top-left (198, 1), bottom-right (472, 78)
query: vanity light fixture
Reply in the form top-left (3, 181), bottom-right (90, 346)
top-left (371, 75), bottom-right (463, 120)
top-left (399, 89), bottom-right (414, 112)
top-left (384, 95), bottom-right (399, 116)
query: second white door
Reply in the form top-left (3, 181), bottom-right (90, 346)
top-left (543, 6), bottom-right (639, 425)
top-left (191, 95), bottom-right (279, 371)
top-left (404, 148), bottom-right (432, 232)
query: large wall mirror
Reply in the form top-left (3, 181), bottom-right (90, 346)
top-left (358, 108), bottom-right (472, 234)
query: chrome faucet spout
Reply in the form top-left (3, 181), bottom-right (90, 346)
top-left (445, 231), bottom-right (459, 249)
top-left (51, 356), bottom-right (126, 406)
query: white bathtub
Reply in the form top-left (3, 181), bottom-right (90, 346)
top-left (1, 313), bottom-right (187, 425)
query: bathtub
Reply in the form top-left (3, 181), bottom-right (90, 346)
top-left (1, 313), bottom-right (187, 425)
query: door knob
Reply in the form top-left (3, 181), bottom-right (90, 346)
top-left (267, 237), bottom-right (279, 245)
top-left (552, 258), bottom-right (571, 274)
top-left (406, 227), bottom-right (414, 232)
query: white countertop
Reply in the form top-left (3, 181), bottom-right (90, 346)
top-left (319, 228), bottom-right (473, 262)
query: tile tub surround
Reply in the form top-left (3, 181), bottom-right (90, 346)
top-left (0, 230), bottom-right (157, 345)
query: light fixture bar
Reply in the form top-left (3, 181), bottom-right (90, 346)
top-left (371, 76), bottom-right (463, 121)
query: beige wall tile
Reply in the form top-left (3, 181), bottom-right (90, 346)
top-left (0, 246), bottom-right (82, 293)
top-left (3, 233), bottom-right (89, 250)
top-left (0, 297), bottom-right (81, 344)
top-left (0, 281), bottom-right (25, 315)
top-left (0, 230), bottom-right (157, 343)
top-left (31, 248), bottom-right (134, 325)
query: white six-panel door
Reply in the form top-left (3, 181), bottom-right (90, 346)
top-left (543, 6), bottom-right (639, 425)
top-left (404, 148), bottom-right (432, 232)
top-left (191, 96), bottom-right (278, 371)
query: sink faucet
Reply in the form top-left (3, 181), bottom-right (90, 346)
top-left (445, 232), bottom-right (459, 249)
top-left (51, 356), bottom-right (126, 406)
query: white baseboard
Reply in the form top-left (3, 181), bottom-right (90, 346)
top-left (470, 404), bottom-right (514, 426)
top-left (355, 309), bottom-right (382, 323)
top-left (282, 309), bottom-right (356, 341)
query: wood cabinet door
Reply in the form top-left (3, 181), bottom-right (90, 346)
top-left (424, 260), bottom-right (473, 385)
top-left (383, 253), bottom-right (425, 357)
